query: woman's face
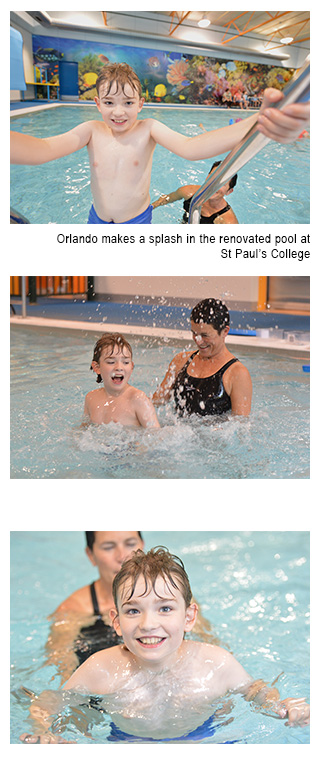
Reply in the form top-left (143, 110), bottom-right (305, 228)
top-left (190, 320), bottom-right (229, 358)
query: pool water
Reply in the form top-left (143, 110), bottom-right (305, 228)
top-left (10, 105), bottom-right (310, 224)
top-left (10, 530), bottom-right (310, 744)
top-left (10, 325), bottom-right (310, 479)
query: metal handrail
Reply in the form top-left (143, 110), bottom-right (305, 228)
top-left (188, 61), bottom-right (310, 224)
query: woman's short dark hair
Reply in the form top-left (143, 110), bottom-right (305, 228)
top-left (210, 160), bottom-right (237, 189)
top-left (85, 531), bottom-right (143, 550)
top-left (190, 298), bottom-right (230, 334)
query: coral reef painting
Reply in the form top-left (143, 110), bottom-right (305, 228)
top-left (32, 34), bottom-right (294, 104)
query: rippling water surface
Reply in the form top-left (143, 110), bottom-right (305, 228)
top-left (10, 105), bottom-right (309, 224)
top-left (10, 326), bottom-right (309, 479)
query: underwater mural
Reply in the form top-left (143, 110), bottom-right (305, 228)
top-left (32, 34), bottom-right (294, 104)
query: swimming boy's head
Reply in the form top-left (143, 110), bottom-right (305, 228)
top-left (190, 298), bottom-right (230, 335)
top-left (91, 332), bottom-right (133, 383)
top-left (96, 63), bottom-right (142, 100)
top-left (95, 63), bottom-right (144, 132)
top-left (110, 548), bottom-right (197, 663)
top-left (112, 547), bottom-right (193, 610)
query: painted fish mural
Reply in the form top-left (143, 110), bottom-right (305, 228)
top-left (32, 34), bottom-right (294, 105)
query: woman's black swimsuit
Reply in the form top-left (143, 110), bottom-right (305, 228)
top-left (74, 582), bottom-right (121, 665)
top-left (173, 352), bottom-right (239, 417)
top-left (183, 198), bottom-right (231, 224)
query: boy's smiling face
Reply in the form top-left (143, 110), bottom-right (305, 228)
top-left (110, 574), bottom-right (197, 669)
top-left (95, 81), bottom-right (144, 133)
top-left (92, 344), bottom-right (134, 394)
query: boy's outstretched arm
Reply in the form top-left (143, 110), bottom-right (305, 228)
top-left (150, 88), bottom-right (310, 160)
top-left (242, 678), bottom-right (310, 727)
top-left (20, 651), bottom-right (110, 743)
top-left (20, 689), bottom-right (75, 744)
top-left (10, 121), bottom-right (93, 165)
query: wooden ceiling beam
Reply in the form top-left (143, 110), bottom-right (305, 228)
top-left (221, 11), bottom-right (291, 44)
top-left (169, 11), bottom-right (192, 36)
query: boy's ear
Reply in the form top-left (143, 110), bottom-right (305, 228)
top-left (184, 602), bottom-right (198, 633)
top-left (91, 361), bottom-right (100, 374)
top-left (94, 96), bottom-right (101, 112)
top-left (109, 608), bottom-right (122, 636)
top-left (138, 97), bottom-right (145, 112)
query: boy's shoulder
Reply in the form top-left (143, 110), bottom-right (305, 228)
top-left (126, 386), bottom-right (150, 406)
top-left (128, 385), bottom-right (147, 398)
top-left (85, 387), bottom-right (104, 399)
top-left (187, 640), bottom-right (230, 661)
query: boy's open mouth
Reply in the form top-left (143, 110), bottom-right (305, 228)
top-left (137, 637), bottom-right (166, 646)
top-left (111, 372), bottom-right (124, 384)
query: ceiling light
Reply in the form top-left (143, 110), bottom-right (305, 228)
top-left (198, 18), bottom-right (210, 28)
top-left (280, 37), bottom-right (293, 44)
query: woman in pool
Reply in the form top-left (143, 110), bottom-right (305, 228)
top-left (152, 298), bottom-right (252, 417)
top-left (152, 161), bottom-right (239, 224)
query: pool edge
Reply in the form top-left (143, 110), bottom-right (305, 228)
top-left (10, 316), bottom-right (310, 358)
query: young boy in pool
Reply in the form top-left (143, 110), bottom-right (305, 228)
top-left (84, 332), bottom-right (160, 428)
top-left (10, 62), bottom-right (309, 224)
top-left (21, 548), bottom-right (310, 744)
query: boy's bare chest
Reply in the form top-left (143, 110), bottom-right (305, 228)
top-left (104, 673), bottom-right (216, 738)
top-left (88, 124), bottom-right (154, 176)
top-left (92, 391), bottom-right (138, 425)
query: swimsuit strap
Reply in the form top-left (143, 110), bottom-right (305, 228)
top-left (215, 357), bottom-right (239, 375)
top-left (187, 352), bottom-right (239, 377)
top-left (183, 199), bottom-right (231, 223)
top-left (90, 582), bottom-right (101, 617)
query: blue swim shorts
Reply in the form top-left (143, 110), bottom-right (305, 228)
top-left (87, 204), bottom-right (152, 224)
top-left (108, 714), bottom-right (241, 743)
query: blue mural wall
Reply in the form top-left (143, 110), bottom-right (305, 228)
top-left (32, 34), bottom-right (294, 104)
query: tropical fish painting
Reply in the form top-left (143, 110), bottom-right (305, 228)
top-left (32, 33), bottom-right (294, 104)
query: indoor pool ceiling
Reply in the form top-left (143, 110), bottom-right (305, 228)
top-left (18, 11), bottom-right (310, 56)
top-left (160, 11), bottom-right (310, 49)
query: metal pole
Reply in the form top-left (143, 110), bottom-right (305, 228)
top-left (87, 277), bottom-right (95, 301)
top-left (21, 277), bottom-right (27, 318)
top-left (28, 277), bottom-right (37, 304)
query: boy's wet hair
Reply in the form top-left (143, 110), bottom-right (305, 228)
top-left (190, 298), bottom-right (230, 334)
top-left (85, 532), bottom-right (143, 550)
top-left (91, 332), bottom-right (133, 383)
top-left (210, 160), bottom-right (237, 189)
top-left (112, 546), bottom-right (193, 609)
top-left (96, 62), bottom-right (142, 99)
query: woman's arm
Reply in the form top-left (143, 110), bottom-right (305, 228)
top-left (228, 364), bottom-right (252, 416)
top-left (152, 352), bottom-right (190, 406)
top-left (152, 186), bottom-right (192, 208)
